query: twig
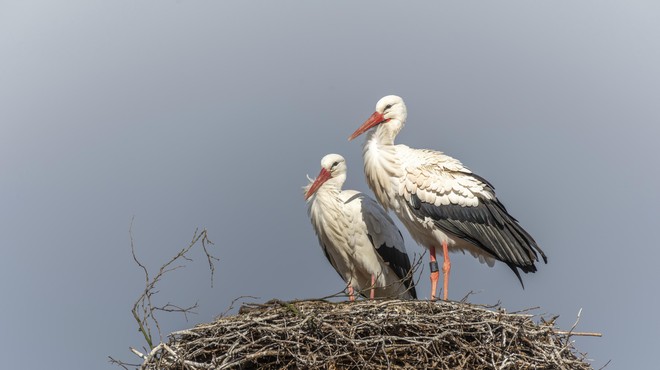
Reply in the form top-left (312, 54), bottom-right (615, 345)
top-left (568, 308), bottom-right (583, 337)
top-left (111, 220), bottom-right (219, 369)
top-left (554, 331), bottom-right (602, 337)
top-left (108, 356), bottom-right (137, 370)
top-left (130, 347), bottom-right (146, 359)
top-left (129, 221), bottom-right (218, 348)
top-left (218, 295), bottom-right (260, 318)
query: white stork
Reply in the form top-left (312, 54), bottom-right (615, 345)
top-left (304, 153), bottom-right (417, 300)
top-left (348, 95), bottom-right (547, 300)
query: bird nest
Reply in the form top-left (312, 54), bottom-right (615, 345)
top-left (139, 299), bottom-right (594, 369)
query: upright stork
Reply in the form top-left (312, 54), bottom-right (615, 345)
top-left (349, 95), bottom-right (547, 300)
top-left (305, 153), bottom-right (417, 300)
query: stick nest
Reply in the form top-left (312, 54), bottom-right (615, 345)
top-left (140, 299), bottom-right (593, 369)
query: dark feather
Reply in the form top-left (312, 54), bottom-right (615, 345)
top-left (408, 192), bottom-right (547, 287)
top-left (319, 240), bottom-right (346, 282)
top-left (368, 234), bottom-right (417, 299)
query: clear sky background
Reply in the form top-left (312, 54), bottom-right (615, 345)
top-left (2, 1), bottom-right (658, 369)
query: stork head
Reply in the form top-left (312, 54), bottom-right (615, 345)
top-left (348, 95), bottom-right (407, 141)
top-left (304, 154), bottom-right (347, 200)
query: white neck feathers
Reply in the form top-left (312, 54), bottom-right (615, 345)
top-left (362, 127), bottom-right (403, 211)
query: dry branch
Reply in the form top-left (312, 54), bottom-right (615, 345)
top-left (140, 299), bottom-right (597, 370)
top-left (129, 224), bottom-right (216, 348)
top-left (110, 222), bottom-right (219, 369)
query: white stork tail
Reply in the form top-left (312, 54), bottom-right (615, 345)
top-left (304, 153), bottom-right (417, 300)
top-left (349, 95), bottom-right (547, 300)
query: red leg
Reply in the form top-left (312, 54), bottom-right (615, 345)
top-left (442, 240), bottom-right (451, 300)
top-left (370, 274), bottom-right (375, 300)
top-left (348, 285), bottom-right (356, 301)
top-left (429, 246), bottom-right (439, 300)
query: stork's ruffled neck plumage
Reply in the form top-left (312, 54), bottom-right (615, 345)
top-left (362, 125), bottom-right (405, 213)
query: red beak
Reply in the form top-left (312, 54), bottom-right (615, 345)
top-left (348, 111), bottom-right (385, 141)
top-left (305, 168), bottom-right (332, 200)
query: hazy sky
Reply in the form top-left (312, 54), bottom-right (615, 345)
top-left (2, 1), bottom-right (659, 368)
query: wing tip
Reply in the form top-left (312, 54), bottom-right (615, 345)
top-left (406, 283), bottom-right (418, 299)
top-left (507, 263), bottom-right (527, 289)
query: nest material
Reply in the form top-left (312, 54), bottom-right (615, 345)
top-left (141, 299), bottom-right (593, 370)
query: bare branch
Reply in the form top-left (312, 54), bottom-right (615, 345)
top-left (554, 331), bottom-right (603, 337)
top-left (217, 295), bottom-right (261, 318)
top-left (460, 290), bottom-right (480, 303)
top-left (112, 220), bottom-right (219, 368)
top-left (108, 354), bottom-right (140, 370)
top-left (554, 308), bottom-right (602, 337)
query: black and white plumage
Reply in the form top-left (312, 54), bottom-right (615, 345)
top-left (349, 95), bottom-right (547, 300)
top-left (304, 154), bottom-right (416, 300)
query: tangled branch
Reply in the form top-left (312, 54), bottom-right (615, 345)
top-left (109, 221), bottom-right (219, 368)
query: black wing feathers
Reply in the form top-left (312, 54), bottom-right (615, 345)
top-left (367, 235), bottom-right (417, 299)
top-left (319, 241), bottom-right (346, 282)
top-left (408, 189), bottom-right (547, 287)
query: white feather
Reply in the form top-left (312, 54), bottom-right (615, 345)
top-left (305, 154), bottom-right (415, 299)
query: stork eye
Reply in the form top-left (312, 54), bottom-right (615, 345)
top-left (385, 104), bottom-right (393, 110)
top-left (331, 161), bottom-right (339, 169)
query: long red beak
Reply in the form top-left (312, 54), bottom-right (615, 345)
top-left (305, 168), bottom-right (332, 200)
top-left (348, 111), bottom-right (385, 141)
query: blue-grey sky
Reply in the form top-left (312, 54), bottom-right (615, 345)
top-left (2, 1), bottom-right (659, 368)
